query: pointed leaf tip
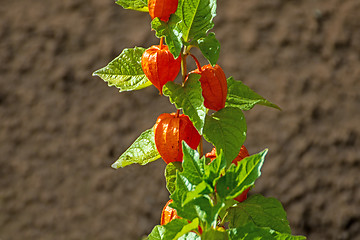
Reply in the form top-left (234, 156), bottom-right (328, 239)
top-left (93, 47), bottom-right (152, 92)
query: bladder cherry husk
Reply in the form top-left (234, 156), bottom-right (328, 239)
top-left (154, 112), bottom-right (201, 164)
top-left (148, 0), bottom-right (179, 22)
top-left (141, 44), bottom-right (181, 95)
top-left (161, 199), bottom-right (203, 234)
top-left (160, 199), bottom-right (180, 225)
top-left (189, 62), bottom-right (227, 111)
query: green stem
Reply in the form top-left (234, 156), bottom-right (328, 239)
top-left (182, 46), bottom-right (204, 157)
top-left (197, 137), bottom-right (203, 157)
top-left (181, 48), bottom-right (188, 83)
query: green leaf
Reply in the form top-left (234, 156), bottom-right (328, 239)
top-left (148, 224), bottom-right (202, 240)
top-left (176, 0), bottom-right (217, 42)
top-left (176, 196), bottom-right (224, 228)
top-left (165, 163), bottom-right (179, 194)
top-left (151, 16), bottom-right (183, 58)
top-left (202, 228), bottom-right (229, 240)
top-left (203, 107), bottom-right (247, 165)
top-left (163, 218), bottom-right (199, 240)
top-left (183, 181), bottom-right (212, 205)
top-left (178, 232), bottom-right (201, 240)
top-left (170, 143), bottom-right (225, 228)
top-left (217, 150), bottom-right (267, 200)
top-left (227, 222), bottom-right (275, 240)
top-left (227, 222), bottom-right (306, 240)
top-left (115, 0), bottom-right (148, 12)
top-left (171, 171), bottom-right (197, 210)
top-left (226, 194), bottom-right (291, 234)
top-left (181, 142), bottom-right (205, 185)
top-left (204, 149), bottom-right (226, 187)
top-left (197, 32), bottom-right (220, 66)
top-left (111, 128), bottom-right (160, 169)
top-left (93, 47), bottom-right (152, 92)
top-left (226, 77), bottom-right (281, 111)
top-left (218, 198), bottom-right (238, 221)
top-left (148, 225), bottom-right (165, 240)
top-left (163, 74), bottom-right (206, 134)
top-left (273, 232), bottom-right (306, 240)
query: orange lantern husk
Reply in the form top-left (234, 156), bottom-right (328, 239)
top-left (154, 112), bottom-right (201, 164)
top-left (190, 64), bottom-right (227, 111)
top-left (141, 45), bottom-right (181, 95)
top-left (161, 199), bottom-right (203, 234)
top-left (148, 0), bottom-right (179, 22)
top-left (161, 199), bottom-right (180, 225)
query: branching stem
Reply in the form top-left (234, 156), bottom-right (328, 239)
top-left (181, 48), bottom-right (188, 83)
top-left (190, 54), bottom-right (202, 72)
top-left (160, 37), bottom-right (164, 49)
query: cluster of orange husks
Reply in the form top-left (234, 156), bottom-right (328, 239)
top-left (142, 0), bottom-right (249, 227)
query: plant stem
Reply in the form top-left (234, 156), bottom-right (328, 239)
top-left (181, 47), bottom-right (188, 83)
top-left (197, 137), bottom-right (203, 157)
top-left (160, 37), bottom-right (164, 49)
top-left (190, 54), bottom-right (202, 72)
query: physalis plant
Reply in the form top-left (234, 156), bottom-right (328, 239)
top-left (93, 0), bottom-right (306, 239)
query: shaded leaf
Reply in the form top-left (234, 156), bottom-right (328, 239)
top-left (226, 194), bottom-right (291, 234)
top-left (151, 16), bottom-right (183, 58)
top-left (197, 32), bottom-right (220, 66)
top-left (202, 228), bottom-right (228, 240)
top-left (227, 222), bottom-right (306, 240)
top-left (227, 222), bottom-right (275, 240)
top-left (203, 107), bottom-right (247, 165)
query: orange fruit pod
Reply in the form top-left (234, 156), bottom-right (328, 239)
top-left (189, 56), bottom-right (227, 111)
top-left (205, 145), bottom-right (251, 202)
top-left (154, 111), bottom-right (201, 164)
top-left (148, 0), bottom-right (179, 22)
top-left (141, 44), bottom-right (181, 95)
top-left (161, 199), bottom-right (181, 225)
top-left (161, 199), bottom-right (203, 234)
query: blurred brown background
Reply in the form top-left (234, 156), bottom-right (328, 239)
top-left (1, 0), bottom-right (359, 239)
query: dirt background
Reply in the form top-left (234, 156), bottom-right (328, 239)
top-left (1, 0), bottom-right (359, 239)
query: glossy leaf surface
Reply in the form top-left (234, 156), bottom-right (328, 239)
top-left (151, 16), bottom-right (183, 58)
top-left (217, 149), bottom-right (267, 199)
top-left (93, 47), bottom-right (152, 92)
top-left (163, 73), bottom-right (206, 134)
top-left (226, 194), bottom-right (291, 234)
top-left (115, 0), bottom-right (148, 12)
top-left (176, 0), bottom-right (217, 41)
top-left (111, 128), bottom-right (160, 169)
top-left (226, 77), bottom-right (281, 111)
top-left (203, 107), bottom-right (247, 165)
top-left (197, 32), bottom-right (220, 66)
